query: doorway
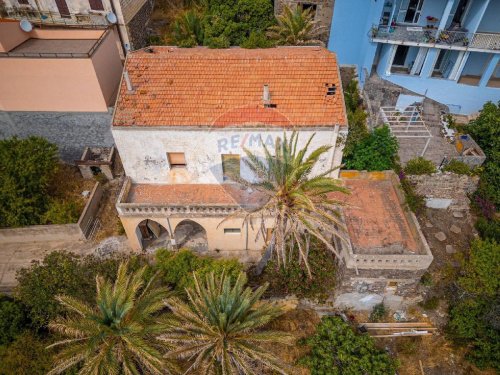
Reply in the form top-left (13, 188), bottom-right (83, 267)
top-left (452, 0), bottom-right (470, 26)
top-left (397, 0), bottom-right (424, 24)
top-left (393, 45), bottom-right (410, 66)
top-left (136, 219), bottom-right (170, 250)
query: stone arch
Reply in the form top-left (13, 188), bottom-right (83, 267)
top-left (174, 219), bottom-right (209, 254)
top-left (136, 219), bottom-right (170, 250)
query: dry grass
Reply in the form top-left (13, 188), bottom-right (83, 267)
top-left (48, 164), bottom-right (95, 201)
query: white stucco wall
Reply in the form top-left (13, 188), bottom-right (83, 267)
top-left (112, 127), bottom-right (343, 184)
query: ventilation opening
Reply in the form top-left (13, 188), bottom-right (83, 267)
top-left (326, 84), bottom-right (337, 96)
top-left (264, 103), bottom-right (277, 108)
top-left (224, 228), bottom-right (241, 234)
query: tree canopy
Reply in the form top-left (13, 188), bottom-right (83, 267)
top-left (0, 137), bottom-right (58, 227)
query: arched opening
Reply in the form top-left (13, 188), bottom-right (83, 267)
top-left (174, 220), bottom-right (208, 254)
top-left (136, 219), bottom-right (170, 250)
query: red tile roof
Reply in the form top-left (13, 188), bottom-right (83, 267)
top-left (113, 46), bottom-right (346, 128)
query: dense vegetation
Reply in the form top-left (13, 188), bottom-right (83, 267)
top-left (300, 316), bottom-right (398, 374)
top-left (0, 137), bottom-right (84, 228)
top-left (404, 157), bottom-right (437, 175)
top-left (445, 102), bottom-right (500, 370)
top-left (342, 80), bottom-right (399, 171)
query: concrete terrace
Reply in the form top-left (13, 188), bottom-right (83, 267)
top-left (8, 38), bottom-right (97, 55)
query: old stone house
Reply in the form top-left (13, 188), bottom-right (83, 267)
top-left (112, 46), bottom-right (348, 261)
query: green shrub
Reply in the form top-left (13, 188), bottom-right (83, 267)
top-left (464, 101), bottom-right (500, 159)
top-left (344, 126), bottom-right (399, 171)
top-left (0, 137), bottom-right (58, 227)
top-left (343, 107), bottom-right (369, 159)
top-left (404, 157), bottom-right (436, 175)
top-left (343, 79), bottom-right (362, 114)
top-left (300, 316), bottom-right (398, 374)
top-left (240, 31), bottom-right (273, 48)
top-left (397, 169), bottom-right (426, 213)
top-left (420, 272), bottom-right (433, 286)
top-left (369, 302), bottom-right (387, 322)
top-left (0, 296), bottom-right (29, 345)
top-left (419, 296), bottom-right (440, 310)
top-left (475, 217), bottom-right (500, 242)
top-left (0, 333), bottom-right (53, 375)
top-left (207, 35), bottom-right (230, 48)
top-left (155, 248), bottom-right (243, 292)
top-left (15, 251), bottom-right (151, 328)
top-left (42, 199), bottom-right (83, 224)
top-left (447, 239), bottom-right (500, 370)
top-left (258, 242), bottom-right (336, 301)
top-left (443, 159), bottom-right (471, 175)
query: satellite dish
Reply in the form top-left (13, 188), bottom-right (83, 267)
top-left (19, 19), bottom-right (33, 33)
top-left (106, 12), bottom-right (117, 24)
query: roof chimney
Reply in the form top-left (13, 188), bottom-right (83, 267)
top-left (123, 70), bottom-right (134, 92)
top-left (262, 84), bottom-right (271, 103)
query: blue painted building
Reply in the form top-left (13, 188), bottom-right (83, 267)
top-left (329, 0), bottom-right (500, 115)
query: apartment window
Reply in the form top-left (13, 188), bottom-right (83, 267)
top-left (17, 0), bottom-right (30, 5)
top-left (224, 228), bottom-right (241, 234)
top-left (89, 0), bottom-right (104, 11)
top-left (221, 154), bottom-right (240, 181)
top-left (167, 152), bottom-right (187, 168)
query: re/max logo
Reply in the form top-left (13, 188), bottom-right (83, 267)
top-left (217, 133), bottom-right (275, 153)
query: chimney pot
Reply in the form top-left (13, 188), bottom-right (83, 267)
top-left (124, 70), bottom-right (134, 92)
top-left (263, 84), bottom-right (271, 102)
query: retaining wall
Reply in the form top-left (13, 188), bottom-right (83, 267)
top-left (0, 182), bottom-right (103, 243)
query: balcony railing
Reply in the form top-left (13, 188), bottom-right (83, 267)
top-left (4, 7), bottom-right (108, 27)
top-left (371, 24), bottom-right (500, 51)
top-left (0, 28), bottom-right (111, 59)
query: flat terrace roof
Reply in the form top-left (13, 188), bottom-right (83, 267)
top-left (331, 171), bottom-right (422, 255)
top-left (8, 38), bottom-right (97, 55)
top-left (127, 183), bottom-right (267, 208)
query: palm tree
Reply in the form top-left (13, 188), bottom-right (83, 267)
top-left (171, 9), bottom-right (205, 47)
top-left (267, 5), bottom-right (325, 46)
top-left (240, 132), bottom-right (349, 277)
top-left (47, 262), bottom-right (177, 375)
top-left (160, 272), bottom-right (292, 374)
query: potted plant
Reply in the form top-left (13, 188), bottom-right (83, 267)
top-left (371, 26), bottom-right (378, 38)
top-left (463, 37), bottom-right (469, 46)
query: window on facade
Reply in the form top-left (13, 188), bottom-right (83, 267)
top-left (224, 228), bottom-right (241, 234)
top-left (221, 154), bottom-right (240, 181)
top-left (17, 0), bottom-right (30, 5)
top-left (167, 152), bottom-right (187, 168)
top-left (55, 0), bottom-right (71, 18)
top-left (89, 0), bottom-right (104, 11)
top-left (299, 3), bottom-right (317, 17)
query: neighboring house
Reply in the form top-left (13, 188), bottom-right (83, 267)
top-left (0, 0), bottom-right (155, 52)
top-left (0, 19), bottom-right (122, 159)
top-left (274, 0), bottom-right (334, 43)
top-left (328, 0), bottom-right (500, 115)
top-left (112, 46), bottom-right (347, 260)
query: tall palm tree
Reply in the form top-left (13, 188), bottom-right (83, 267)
top-left (47, 262), bottom-right (177, 375)
top-left (171, 9), bottom-right (205, 47)
top-left (240, 132), bottom-right (349, 277)
top-left (267, 5), bottom-right (325, 46)
top-left (160, 272), bottom-right (292, 374)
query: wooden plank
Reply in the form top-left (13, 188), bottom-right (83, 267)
top-left (371, 333), bottom-right (433, 338)
top-left (364, 327), bottom-right (438, 331)
top-left (360, 322), bottom-right (434, 328)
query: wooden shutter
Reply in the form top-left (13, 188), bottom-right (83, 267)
top-left (222, 154), bottom-right (240, 180)
top-left (168, 152), bottom-right (186, 167)
top-left (89, 0), bottom-right (104, 11)
top-left (55, 0), bottom-right (71, 18)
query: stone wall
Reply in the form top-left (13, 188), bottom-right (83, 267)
top-left (0, 110), bottom-right (114, 162)
top-left (274, 0), bottom-right (334, 43)
top-left (126, 0), bottom-right (154, 50)
top-left (408, 172), bottom-right (479, 211)
top-left (0, 182), bottom-right (103, 243)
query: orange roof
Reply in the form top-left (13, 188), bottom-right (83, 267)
top-left (113, 46), bottom-right (346, 128)
top-left (330, 178), bottom-right (419, 255)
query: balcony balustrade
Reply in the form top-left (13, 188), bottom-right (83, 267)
top-left (4, 7), bottom-right (108, 27)
top-left (371, 24), bottom-right (500, 52)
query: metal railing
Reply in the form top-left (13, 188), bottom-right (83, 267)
top-left (371, 24), bottom-right (500, 51)
top-left (4, 7), bottom-right (108, 27)
top-left (0, 28), bottom-right (111, 59)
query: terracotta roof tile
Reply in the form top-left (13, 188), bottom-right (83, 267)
top-left (113, 46), bottom-right (347, 128)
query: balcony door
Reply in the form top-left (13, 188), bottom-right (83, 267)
top-left (397, 0), bottom-right (424, 24)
